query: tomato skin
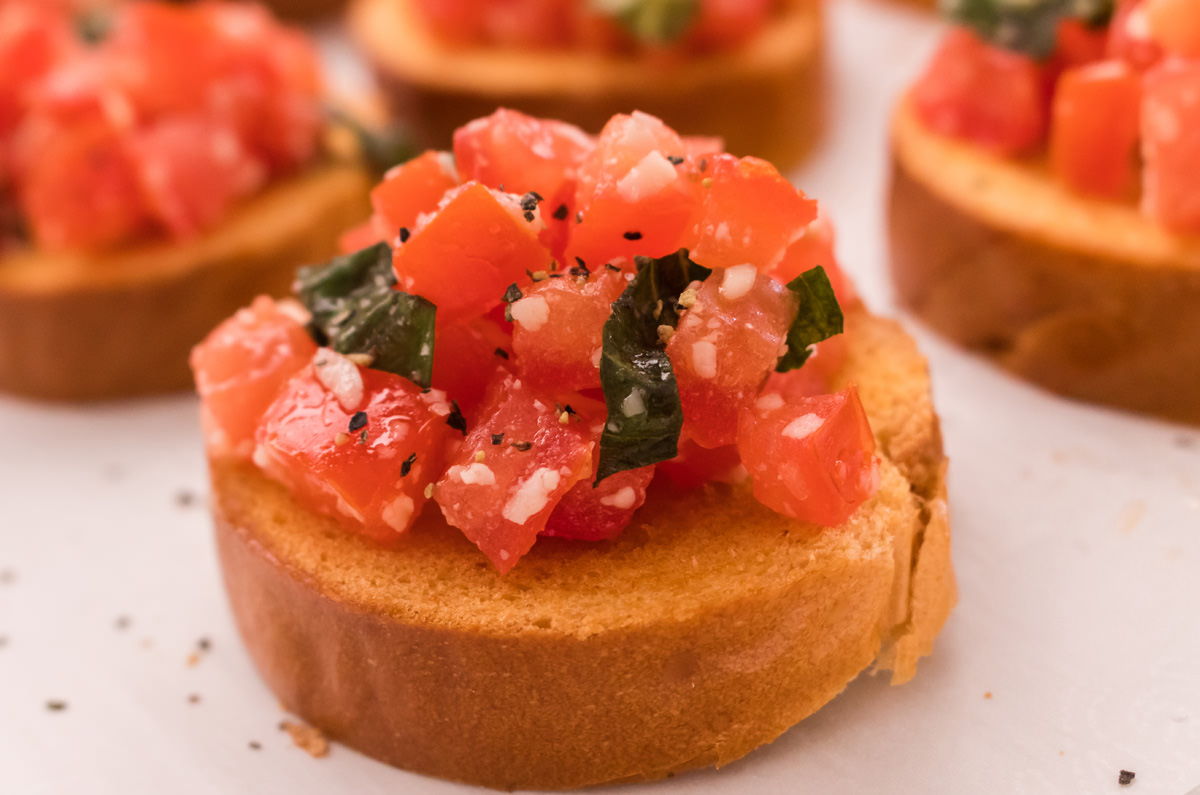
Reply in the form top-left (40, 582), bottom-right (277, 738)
top-left (1108, 0), bottom-right (1165, 70)
top-left (256, 360), bottom-right (453, 542)
top-left (657, 438), bottom-right (742, 490)
top-left (0, 3), bottom-right (75, 142)
top-left (1141, 61), bottom-right (1200, 233)
top-left (371, 150), bottom-right (459, 236)
top-left (434, 371), bottom-right (594, 572)
top-left (767, 214), bottom-right (856, 307)
top-left (391, 183), bottom-right (554, 323)
top-left (1050, 61), bottom-right (1141, 199)
top-left (510, 268), bottom-right (626, 393)
top-left (912, 27), bottom-right (1050, 156)
top-left (685, 0), bottom-right (773, 52)
top-left (191, 296), bottom-right (317, 459)
top-left (1144, 0), bottom-right (1200, 58)
top-left (737, 386), bottom-right (878, 527)
top-left (19, 119), bottom-right (151, 251)
top-left (431, 317), bottom-right (513, 421)
top-left (667, 267), bottom-right (797, 449)
top-left (680, 153), bottom-right (818, 271)
top-left (1053, 19), bottom-right (1110, 71)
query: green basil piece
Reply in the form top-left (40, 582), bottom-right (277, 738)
top-left (775, 266), bottom-right (844, 373)
top-left (295, 242), bottom-right (436, 388)
top-left (596, 249), bottom-right (711, 484)
top-left (943, 0), bottom-right (1114, 59)
top-left (591, 0), bottom-right (700, 45)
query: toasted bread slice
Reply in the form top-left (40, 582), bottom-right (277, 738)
top-left (347, 0), bottom-right (824, 170)
top-left (0, 165), bottom-right (371, 401)
top-left (209, 306), bottom-right (954, 790)
top-left (889, 97), bottom-right (1200, 425)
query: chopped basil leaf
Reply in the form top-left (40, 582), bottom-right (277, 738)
top-left (596, 249), bottom-right (711, 483)
top-left (591, 0), bottom-right (700, 45)
top-left (943, 0), bottom-right (1113, 58)
top-left (325, 107), bottom-right (419, 175)
top-left (295, 242), bottom-right (436, 388)
top-left (776, 266), bottom-right (844, 373)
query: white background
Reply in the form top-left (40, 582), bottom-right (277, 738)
top-left (2, 1), bottom-right (1199, 792)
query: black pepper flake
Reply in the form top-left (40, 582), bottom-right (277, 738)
top-left (511, 441), bottom-right (533, 452)
top-left (523, 210), bottom-right (536, 222)
top-left (398, 227), bottom-right (410, 243)
top-left (503, 283), bottom-right (523, 304)
top-left (358, 428), bottom-right (369, 444)
top-left (1118, 770), bottom-right (1135, 786)
top-left (575, 211), bottom-right (583, 224)
top-left (491, 433), bottom-right (505, 445)
top-left (400, 453), bottom-right (417, 477)
top-left (446, 401), bottom-right (467, 435)
top-left (623, 231), bottom-right (642, 241)
top-left (519, 191), bottom-right (542, 211)
top-left (494, 347), bottom-right (509, 360)
top-left (605, 263), bottom-right (621, 272)
top-left (348, 411), bottom-right (368, 433)
top-left (46, 700), bottom-right (67, 712)
top-left (698, 157), bottom-right (708, 172)
top-left (552, 203), bottom-right (568, 220)
top-left (667, 155), bottom-right (684, 165)
top-left (248, 741), bottom-right (262, 751)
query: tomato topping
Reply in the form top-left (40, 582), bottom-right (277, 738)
top-left (568, 112), bottom-right (700, 269)
top-left (256, 356), bottom-right (453, 542)
top-left (1050, 61), bottom-right (1141, 199)
top-left (0, 3), bottom-right (75, 143)
top-left (1142, 61), bottom-right (1200, 232)
top-left (768, 214), bottom-right (855, 306)
top-left (1143, 0), bottom-right (1200, 59)
top-left (657, 438), bottom-right (742, 490)
top-left (392, 183), bottom-right (554, 323)
top-left (510, 267), bottom-right (626, 393)
top-left (667, 266), bottom-right (796, 449)
top-left (431, 316), bottom-right (513, 421)
top-left (191, 297), bottom-right (317, 458)
top-left (370, 150), bottom-right (460, 237)
top-left (686, 0), bottom-right (773, 52)
top-left (912, 27), bottom-right (1050, 156)
top-left (737, 386), bottom-right (878, 527)
top-left (680, 153), bottom-right (817, 271)
top-left (435, 371), bottom-right (594, 572)
top-left (1108, 0), bottom-right (1165, 70)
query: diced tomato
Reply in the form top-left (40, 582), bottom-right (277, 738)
top-left (657, 438), bottom-right (742, 490)
top-left (370, 150), bottom-right (459, 236)
top-left (0, 3), bottom-right (75, 140)
top-left (435, 371), bottom-right (594, 572)
top-left (19, 119), bottom-right (150, 251)
top-left (667, 266), bottom-right (797, 448)
top-left (256, 357), bottom-right (453, 542)
top-left (454, 108), bottom-right (594, 261)
top-left (1049, 61), bottom-right (1141, 199)
top-left (431, 316), bottom-right (513, 421)
top-left (686, 0), bottom-right (772, 52)
top-left (510, 267), bottom-right (626, 392)
top-left (541, 395), bottom-right (653, 541)
top-left (338, 218), bottom-right (386, 253)
top-left (1142, 61), bottom-right (1200, 232)
top-left (131, 116), bottom-right (266, 239)
top-left (680, 153), bottom-right (817, 271)
top-left (191, 296), bottom-right (316, 458)
top-left (392, 183), bottom-right (554, 323)
top-left (912, 27), bottom-right (1050, 155)
top-left (1052, 18), bottom-right (1110, 72)
top-left (1143, 0), bottom-right (1200, 58)
top-left (409, 0), bottom-right (489, 44)
top-left (759, 338), bottom-right (849, 403)
top-left (1108, 0), bottom-right (1164, 70)
top-left (768, 214), bottom-right (855, 306)
top-left (737, 386), bottom-right (878, 527)
top-left (568, 112), bottom-right (701, 268)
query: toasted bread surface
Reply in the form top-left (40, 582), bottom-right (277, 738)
top-left (889, 98), bottom-right (1200, 425)
top-left (0, 164), bottom-right (371, 401)
top-left (210, 307), bottom-right (954, 790)
top-left (348, 0), bottom-right (824, 170)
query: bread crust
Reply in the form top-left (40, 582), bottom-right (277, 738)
top-left (347, 0), bottom-right (824, 170)
top-left (889, 98), bottom-right (1200, 425)
top-left (210, 307), bottom-right (955, 790)
top-left (0, 165), bottom-right (371, 401)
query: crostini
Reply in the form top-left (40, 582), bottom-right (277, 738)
top-left (194, 109), bottom-right (955, 789)
top-left (889, 0), bottom-right (1200, 425)
top-left (0, 0), bottom-right (370, 400)
top-left (347, 0), bottom-right (824, 170)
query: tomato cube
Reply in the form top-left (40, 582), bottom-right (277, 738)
top-left (1144, 0), bottom-right (1200, 58)
top-left (1050, 60), bottom-right (1141, 198)
top-left (370, 150), bottom-right (459, 236)
top-left (1142, 61), bottom-right (1200, 232)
